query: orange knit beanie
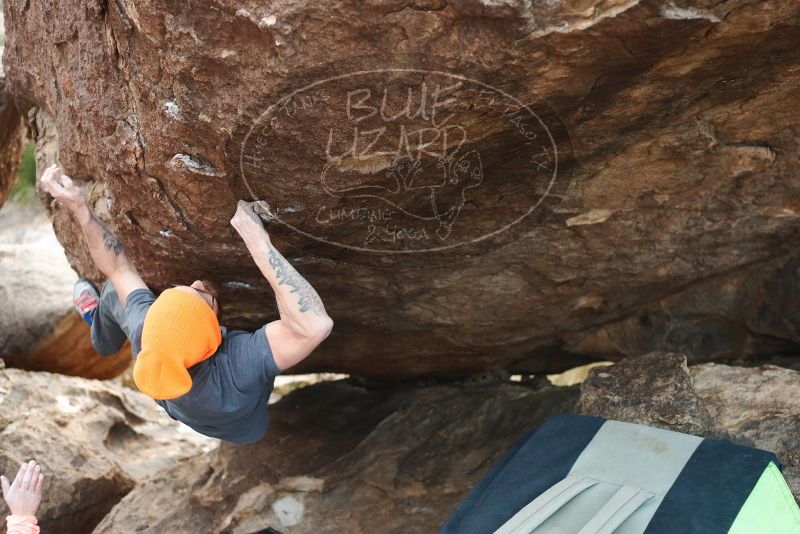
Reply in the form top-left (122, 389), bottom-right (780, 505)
top-left (133, 288), bottom-right (222, 400)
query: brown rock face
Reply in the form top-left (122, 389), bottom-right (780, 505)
top-left (3, 0), bottom-right (800, 378)
top-left (0, 76), bottom-right (25, 205)
top-left (581, 352), bottom-right (800, 499)
top-left (94, 378), bottom-right (578, 533)
top-left (564, 255), bottom-right (800, 362)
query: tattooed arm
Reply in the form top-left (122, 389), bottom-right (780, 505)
top-left (41, 165), bottom-right (147, 305)
top-left (230, 200), bottom-right (333, 371)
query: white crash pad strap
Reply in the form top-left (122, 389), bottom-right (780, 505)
top-left (494, 475), bottom-right (598, 534)
top-left (577, 484), bottom-right (654, 534)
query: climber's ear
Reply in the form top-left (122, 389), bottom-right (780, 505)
top-left (200, 279), bottom-right (222, 318)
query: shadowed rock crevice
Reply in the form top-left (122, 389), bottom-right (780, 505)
top-left (563, 253), bottom-right (800, 363)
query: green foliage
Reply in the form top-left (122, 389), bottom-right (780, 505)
top-left (10, 141), bottom-right (37, 204)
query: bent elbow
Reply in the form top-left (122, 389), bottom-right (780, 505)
top-left (306, 316), bottom-right (333, 342)
top-left (290, 316), bottom-right (333, 342)
top-left (315, 316), bottom-right (334, 340)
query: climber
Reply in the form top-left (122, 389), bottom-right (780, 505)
top-left (1, 460), bottom-right (45, 534)
top-left (40, 164), bottom-right (334, 444)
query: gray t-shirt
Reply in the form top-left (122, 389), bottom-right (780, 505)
top-left (125, 288), bottom-right (282, 444)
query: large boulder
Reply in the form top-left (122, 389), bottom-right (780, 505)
top-left (0, 202), bottom-right (131, 378)
top-left (0, 366), bottom-right (217, 534)
top-left (581, 352), bottom-right (800, 499)
top-left (94, 378), bottom-right (578, 533)
top-left (3, 0), bottom-right (800, 378)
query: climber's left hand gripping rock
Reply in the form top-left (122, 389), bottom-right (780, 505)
top-left (230, 200), bottom-right (270, 242)
top-left (40, 164), bottom-right (89, 216)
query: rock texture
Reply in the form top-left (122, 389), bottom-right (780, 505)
top-left (94, 378), bottom-right (578, 533)
top-left (0, 202), bottom-right (131, 378)
top-left (3, 0), bottom-right (800, 378)
top-left (0, 76), bottom-right (25, 206)
top-left (89, 355), bottom-right (800, 531)
top-left (0, 366), bottom-right (217, 534)
top-left (1, 0), bottom-right (24, 204)
top-left (581, 352), bottom-right (800, 499)
top-left (565, 255), bottom-right (800, 362)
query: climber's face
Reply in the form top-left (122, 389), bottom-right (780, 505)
top-left (171, 280), bottom-right (220, 317)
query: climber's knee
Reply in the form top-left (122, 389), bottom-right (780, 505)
top-left (90, 329), bottom-right (125, 356)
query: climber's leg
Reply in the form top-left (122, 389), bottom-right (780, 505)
top-left (73, 279), bottom-right (99, 325)
top-left (87, 280), bottom-right (129, 356)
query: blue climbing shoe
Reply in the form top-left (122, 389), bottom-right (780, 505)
top-left (73, 279), bottom-right (100, 326)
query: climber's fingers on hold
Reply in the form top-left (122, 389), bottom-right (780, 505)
top-left (231, 200), bottom-right (265, 229)
top-left (40, 164), bottom-right (56, 187)
top-left (46, 179), bottom-right (68, 198)
top-left (237, 199), bottom-right (259, 215)
top-left (253, 200), bottom-right (273, 218)
top-left (52, 169), bottom-right (75, 191)
top-left (60, 175), bottom-right (83, 198)
top-left (41, 165), bottom-right (67, 196)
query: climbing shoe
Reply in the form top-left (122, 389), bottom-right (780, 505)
top-left (73, 279), bottom-right (100, 326)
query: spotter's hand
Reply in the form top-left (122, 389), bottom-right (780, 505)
top-left (40, 164), bottom-right (87, 213)
top-left (1, 460), bottom-right (44, 517)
